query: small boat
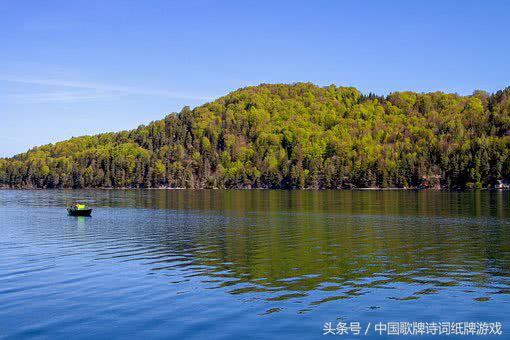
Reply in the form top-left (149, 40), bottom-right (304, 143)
top-left (67, 203), bottom-right (92, 216)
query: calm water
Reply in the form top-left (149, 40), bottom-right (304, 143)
top-left (0, 190), bottom-right (509, 339)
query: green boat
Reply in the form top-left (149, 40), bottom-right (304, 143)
top-left (67, 203), bottom-right (92, 216)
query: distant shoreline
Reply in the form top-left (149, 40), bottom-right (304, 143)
top-left (0, 186), bottom-right (504, 191)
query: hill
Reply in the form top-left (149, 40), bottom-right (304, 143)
top-left (1, 83), bottom-right (509, 189)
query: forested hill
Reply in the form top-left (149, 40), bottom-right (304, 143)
top-left (1, 83), bottom-right (509, 189)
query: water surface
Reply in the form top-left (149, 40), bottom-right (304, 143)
top-left (1, 190), bottom-right (509, 339)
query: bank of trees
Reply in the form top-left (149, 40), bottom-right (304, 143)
top-left (1, 83), bottom-right (509, 189)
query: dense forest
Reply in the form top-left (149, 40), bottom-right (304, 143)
top-left (1, 83), bottom-right (509, 189)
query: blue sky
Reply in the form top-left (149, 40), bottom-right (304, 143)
top-left (1, 0), bottom-right (509, 157)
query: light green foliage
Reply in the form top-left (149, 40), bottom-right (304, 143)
top-left (1, 83), bottom-right (509, 189)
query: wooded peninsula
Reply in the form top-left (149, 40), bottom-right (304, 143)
top-left (1, 83), bottom-right (509, 189)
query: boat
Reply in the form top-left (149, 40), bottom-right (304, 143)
top-left (495, 179), bottom-right (509, 190)
top-left (67, 203), bottom-right (92, 216)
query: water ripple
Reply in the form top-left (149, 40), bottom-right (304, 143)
top-left (0, 190), bottom-right (509, 339)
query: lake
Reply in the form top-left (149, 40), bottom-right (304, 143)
top-left (0, 190), bottom-right (509, 339)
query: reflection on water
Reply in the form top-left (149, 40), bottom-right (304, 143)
top-left (0, 190), bottom-right (509, 339)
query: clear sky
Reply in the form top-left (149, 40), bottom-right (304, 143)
top-left (1, 0), bottom-right (509, 157)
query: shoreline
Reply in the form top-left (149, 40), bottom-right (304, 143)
top-left (0, 187), bottom-right (505, 191)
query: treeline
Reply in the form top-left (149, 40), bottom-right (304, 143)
top-left (1, 83), bottom-right (509, 189)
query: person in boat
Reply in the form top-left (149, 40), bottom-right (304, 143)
top-left (70, 203), bottom-right (87, 210)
